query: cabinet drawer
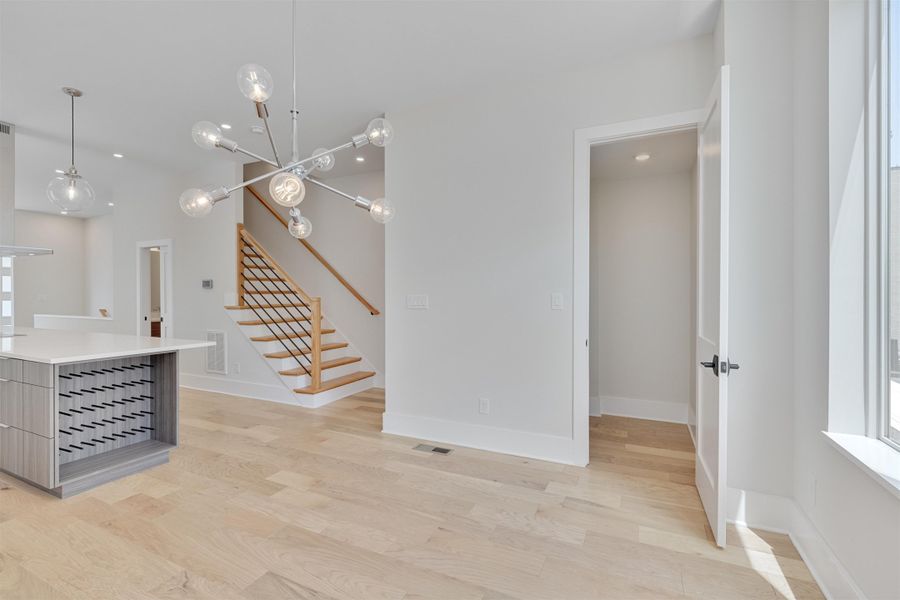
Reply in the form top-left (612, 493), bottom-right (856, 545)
top-left (22, 430), bottom-right (54, 489)
top-left (0, 357), bottom-right (23, 382)
top-left (22, 385), bottom-right (53, 437)
top-left (0, 425), bottom-right (23, 478)
top-left (0, 379), bottom-right (23, 429)
top-left (22, 361), bottom-right (53, 388)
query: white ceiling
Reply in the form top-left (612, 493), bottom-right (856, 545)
top-left (1, 0), bottom-right (718, 216)
top-left (590, 129), bottom-right (697, 181)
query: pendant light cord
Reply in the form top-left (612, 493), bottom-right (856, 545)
top-left (70, 94), bottom-right (75, 168)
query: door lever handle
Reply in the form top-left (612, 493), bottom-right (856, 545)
top-left (721, 360), bottom-right (740, 374)
top-left (700, 354), bottom-right (720, 377)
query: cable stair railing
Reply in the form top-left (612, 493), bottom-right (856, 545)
top-left (237, 225), bottom-right (324, 389)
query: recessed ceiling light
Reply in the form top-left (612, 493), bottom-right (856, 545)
top-left (113, 153), bottom-right (124, 158)
top-left (250, 125), bottom-right (265, 135)
top-left (60, 210), bottom-right (68, 215)
top-left (355, 156), bottom-right (365, 162)
top-left (54, 169), bottom-right (65, 174)
top-left (221, 123), bottom-right (232, 130)
top-left (635, 153), bottom-right (651, 162)
top-left (107, 202), bottom-right (115, 207)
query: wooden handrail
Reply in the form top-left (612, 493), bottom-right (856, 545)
top-left (245, 184), bottom-right (381, 316)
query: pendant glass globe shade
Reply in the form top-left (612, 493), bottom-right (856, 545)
top-left (365, 118), bottom-right (394, 147)
top-left (179, 188), bottom-right (214, 217)
top-left (236, 64), bottom-right (274, 103)
top-left (269, 172), bottom-right (306, 207)
top-left (288, 214), bottom-right (312, 239)
top-left (369, 197), bottom-right (395, 224)
top-left (312, 147), bottom-right (335, 171)
top-left (47, 172), bottom-right (95, 212)
top-left (191, 121), bottom-right (223, 149)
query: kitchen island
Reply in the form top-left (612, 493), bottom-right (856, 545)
top-left (0, 327), bottom-right (212, 497)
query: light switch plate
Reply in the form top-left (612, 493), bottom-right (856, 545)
top-left (551, 292), bottom-right (564, 310)
top-left (406, 294), bottom-right (429, 309)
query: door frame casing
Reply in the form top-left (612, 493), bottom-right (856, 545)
top-left (572, 109), bottom-right (705, 466)
top-left (135, 239), bottom-right (174, 338)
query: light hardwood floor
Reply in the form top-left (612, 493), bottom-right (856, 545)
top-left (0, 388), bottom-right (823, 599)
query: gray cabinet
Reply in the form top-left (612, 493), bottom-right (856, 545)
top-left (0, 379), bottom-right (22, 428)
top-left (22, 384), bottom-right (53, 437)
top-left (0, 425), bottom-right (23, 477)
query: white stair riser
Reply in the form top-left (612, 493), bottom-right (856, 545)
top-left (254, 333), bottom-right (339, 355)
top-left (278, 360), bottom-right (363, 388)
top-left (267, 346), bottom-right (350, 371)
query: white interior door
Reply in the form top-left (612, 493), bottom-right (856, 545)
top-left (696, 65), bottom-right (731, 548)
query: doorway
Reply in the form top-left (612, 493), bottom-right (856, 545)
top-left (136, 239), bottom-right (173, 338)
top-left (574, 66), bottom-right (731, 547)
top-left (588, 129), bottom-right (698, 430)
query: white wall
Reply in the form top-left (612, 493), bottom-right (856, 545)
top-left (13, 210), bottom-right (85, 324)
top-left (793, 2), bottom-right (900, 599)
top-left (243, 167), bottom-right (385, 376)
top-left (83, 214), bottom-right (114, 317)
top-left (589, 171), bottom-right (693, 422)
top-left (716, 2), bottom-right (900, 598)
top-left (383, 35), bottom-right (714, 462)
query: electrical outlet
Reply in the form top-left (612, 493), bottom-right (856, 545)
top-left (479, 397), bottom-right (490, 415)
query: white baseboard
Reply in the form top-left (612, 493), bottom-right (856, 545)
top-left (382, 412), bottom-right (583, 466)
top-left (180, 372), bottom-right (301, 406)
top-left (591, 394), bottom-right (688, 424)
top-left (727, 487), bottom-right (864, 600)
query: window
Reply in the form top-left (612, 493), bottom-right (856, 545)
top-left (884, 0), bottom-right (900, 447)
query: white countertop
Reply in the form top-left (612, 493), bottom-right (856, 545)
top-left (0, 327), bottom-right (213, 364)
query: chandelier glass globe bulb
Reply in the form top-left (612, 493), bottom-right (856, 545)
top-left (365, 118), bottom-right (394, 147)
top-left (179, 188), bottom-right (214, 218)
top-left (47, 171), bottom-right (95, 212)
top-left (312, 147), bottom-right (335, 171)
top-left (288, 213), bottom-right (312, 239)
top-left (191, 121), bottom-right (223, 149)
top-left (369, 197), bottom-right (395, 224)
top-left (269, 172), bottom-right (306, 207)
top-left (236, 64), bottom-right (274, 103)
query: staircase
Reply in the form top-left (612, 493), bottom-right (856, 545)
top-left (227, 224), bottom-right (376, 407)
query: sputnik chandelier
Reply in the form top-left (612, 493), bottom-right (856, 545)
top-left (179, 1), bottom-right (395, 238)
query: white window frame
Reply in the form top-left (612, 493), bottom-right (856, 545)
top-left (871, 0), bottom-right (900, 451)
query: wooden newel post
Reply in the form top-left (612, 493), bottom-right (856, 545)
top-left (236, 224), bottom-right (246, 307)
top-left (311, 297), bottom-right (322, 390)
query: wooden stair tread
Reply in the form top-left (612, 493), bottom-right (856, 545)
top-left (279, 356), bottom-right (361, 376)
top-left (251, 329), bottom-right (335, 342)
top-left (237, 315), bottom-right (317, 326)
top-left (294, 371), bottom-right (375, 394)
top-left (265, 342), bottom-right (348, 359)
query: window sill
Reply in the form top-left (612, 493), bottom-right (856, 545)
top-left (822, 431), bottom-right (900, 500)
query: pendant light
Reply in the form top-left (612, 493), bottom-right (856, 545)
top-left (180, 0), bottom-right (396, 231)
top-left (47, 87), bottom-right (95, 212)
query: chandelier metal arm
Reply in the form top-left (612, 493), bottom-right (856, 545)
top-left (234, 146), bottom-right (279, 168)
top-left (256, 102), bottom-right (283, 167)
top-left (223, 140), bottom-right (356, 196)
top-left (304, 176), bottom-right (370, 210)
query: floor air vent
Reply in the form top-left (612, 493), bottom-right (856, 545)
top-left (413, 443), bottom-right (452, 454)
